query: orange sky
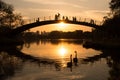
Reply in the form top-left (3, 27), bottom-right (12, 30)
top-left (4, 0), bottom-right (110, 32)
top-left (30, 23), bottom-right (93, 32)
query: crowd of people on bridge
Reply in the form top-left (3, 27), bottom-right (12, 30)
top-left (54, 13), bottom-right (77, 21)
top-left (34, 13), bottom-right (96, 24)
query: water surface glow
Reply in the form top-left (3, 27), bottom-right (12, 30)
top-left (22, 40), bottom-right (101, 59)
top-left (58, 46), bottom-right (67, 57)
top-left (0, 39), bottom-right (113, 80)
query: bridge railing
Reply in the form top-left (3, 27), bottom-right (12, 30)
top-left (22, 15), bottom-right (103, 26)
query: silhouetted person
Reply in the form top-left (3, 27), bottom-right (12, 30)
top-left (73, 17), bottom-right (77, 22)
top-left (58, 13), bottom-right (61, 20)
top-left (62, 16), bottom-right (65, 20)
top-left (36, 18), bottom-right (40, 22)
top-left (74, 17), bottom-right (77, 21)
top-left (55, 14), bottom-right (58, 20)
top-left (65, 16), bottom-right (69, 21)
top-left (90, 19), bottom-right (94, 24)
top-left (55, 13), bottom-right (60, 20)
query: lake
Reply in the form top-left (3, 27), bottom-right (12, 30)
top-left (0, 39), bottom-right (120, 80)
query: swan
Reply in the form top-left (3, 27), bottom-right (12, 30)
top-left (73, 51), bottom-right (78, 63)
top-left (67, 54), bottom-right (72, 67)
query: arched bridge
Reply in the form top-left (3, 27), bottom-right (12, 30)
top-left (11, 16), bottom-right (102, 35)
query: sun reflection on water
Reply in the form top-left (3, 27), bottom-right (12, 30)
top-left (59, 47), bottom-right (66, 55)
top-left (58, 46), bottom-right (68, 57)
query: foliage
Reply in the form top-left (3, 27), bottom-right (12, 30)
top-left (26, 30), bottom-right (92, 39)
top-left (48, 30), bottom-right (92, 39)
top-left (0, 0), bottom-right (23, 29)
top-left (101, 0), bottom-right (120, 37)
top-left (109, 0), bottom-right (120, 16)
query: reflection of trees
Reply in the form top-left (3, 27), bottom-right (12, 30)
top-left (106, 51), bottom-right (120, 80)
top-left (22, 32), bottom-right (41, 47)
top-left (82, 53), bottom-right (107, 64)
top-left (0, 45), bottom-right (24, 80)
top-left (40, 39), bottom-right (83, 45)
top-left (23, 39), bottom-right (84, 49)
top-left (82, 49), bottom-right (120, 80)
top-left (0, 45), bottom-right (55, 80)
top-left (0, 52), bottom-right (23, 80)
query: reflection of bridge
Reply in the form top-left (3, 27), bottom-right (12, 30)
top-left (11, 16), bottom-right (102, 35)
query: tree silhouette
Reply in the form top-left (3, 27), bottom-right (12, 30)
top-left (0, 0), bottom-right (24, 36)
top-left (109, 0), bottom-right (120, 16)
top-left (101, 0), bottom-right (120, 37)
top-left (0, 0), bottom-right (23, 29)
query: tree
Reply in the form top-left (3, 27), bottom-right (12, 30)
top-left (0, 0), bottom-right (23, 29)
top-left (101, 0), bottom-right (120, 37)
top-left (109, 0), bottom-right (120, 16)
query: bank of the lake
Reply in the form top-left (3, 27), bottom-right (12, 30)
top-left (83, 38), bottom-right (120, 50)
top-left (0, 37), bottom-right (24, 45)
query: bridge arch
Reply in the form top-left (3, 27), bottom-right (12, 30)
top-left (11, 20), bottom-right (101, 35)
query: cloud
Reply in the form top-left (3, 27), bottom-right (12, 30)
top-left (82, 10), bottom-right (109, 21)
top-left (22, 0), bottom-right (85, 9)
top-left (5, 0), bottom-right (109, 21)
top-left (23, 0), bottom-right (67, 5)
top-left (15, 7), bottom-right (109, 22)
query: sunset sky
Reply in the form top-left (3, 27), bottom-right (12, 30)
top-left (4, 0), bottom-right (110, 32)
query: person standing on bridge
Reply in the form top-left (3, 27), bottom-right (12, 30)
top-left (36, 18), bottom-right (40, 22)
top-left (90, 19), bottom-right (94, 24)
top-left (62, 16), bottom-right (65, 20)
top-left (65, 16), bottom-right (69, 21)
top-left (55, 13), bottom-right (61, 20)
top-left (57, 13), bottom-right (60, 20)
top-left (55, 14), bottom-right (58, 20)
top-left (73, 17), bottom-right (77, 22)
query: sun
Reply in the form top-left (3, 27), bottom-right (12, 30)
top-left (57, 22), bottom-right (67, 29)
top-left (59, 22), bottom-right (65, 27)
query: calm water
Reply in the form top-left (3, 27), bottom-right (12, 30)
top-left (0, 39), bottom-right (120, 80)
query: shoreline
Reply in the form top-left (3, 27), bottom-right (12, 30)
top-left (83, 39), bottom-right (120, 50)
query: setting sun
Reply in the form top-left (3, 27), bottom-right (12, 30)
top-left (57, 22), bottom-right (67, 29)
top-left (59, 22), bottom-right (65, 27)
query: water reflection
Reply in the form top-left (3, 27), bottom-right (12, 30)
top-left (0, 46), bottom-right (23, 80)
top-left (0, 44), bottom-right (55, 80)
top-left (22, 39), bottom-right (101, 59)
top-left (1, 39), bottom-right (120, 80)
top-left (82, 49), bottom-right (120, 80)
top-left (22, 39), bottom-right (120, 80)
